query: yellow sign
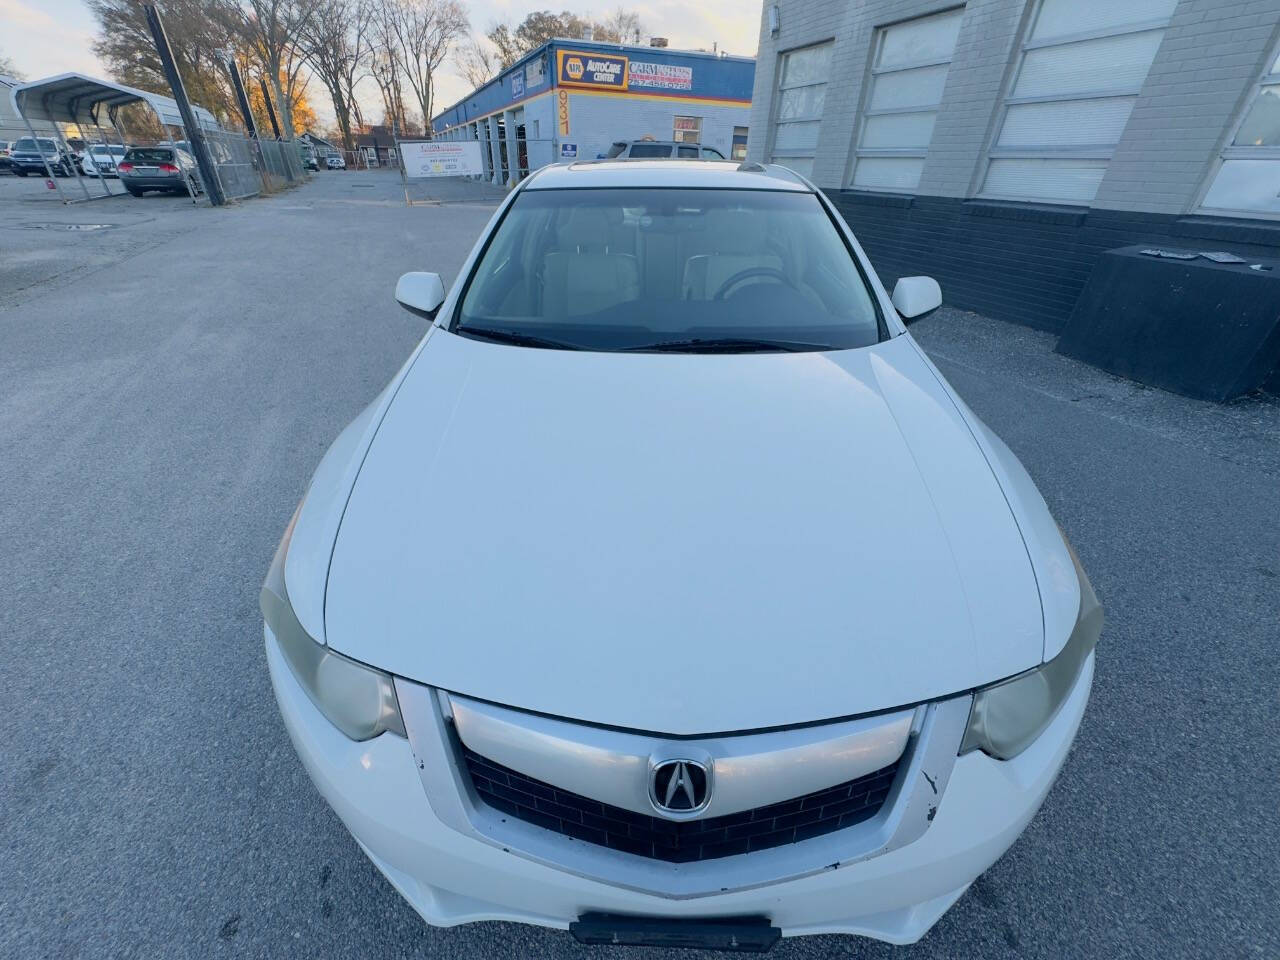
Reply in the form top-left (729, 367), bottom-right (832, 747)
top-left (557, 89), bottom-right (571, 136)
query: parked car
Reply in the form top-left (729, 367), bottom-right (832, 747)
top-left (82, 144), bottom-right (129, 178)
top-left (0, 140), bottom-right (12, 172)
top-left (325, 153), bottom-right (345, 169)
top-left (8, 136), bottom-right (76, 177)
top-left (603, 139), bottom-right (726, 160)
top-left (118, 146), bottom-right (202, 197)
top-left (261, 160), bottom-right (1103, 950)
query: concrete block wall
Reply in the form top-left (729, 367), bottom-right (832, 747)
top-left (1094, 0), bottom-right (1280, 213)
top-left (751, 0), bottom-right (1280, 334)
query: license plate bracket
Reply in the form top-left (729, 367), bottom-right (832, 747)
top-left (569, 913), bottom-right (781, 952)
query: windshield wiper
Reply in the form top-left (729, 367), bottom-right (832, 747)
top-left (620, 336), bottom-right (836, 354)
top-left (458, 325), bottom-right (584, 351)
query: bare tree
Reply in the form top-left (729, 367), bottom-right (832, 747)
top-left (0, 49), bottom-right (24, 79)
top-left (387, 0), bottom-right (467, 138)
top-left (298, 0), bottom-right (372, 151)
top-left (230, 0), bottom-right (319, 138)
top-left (595, 8), bottom-right (644, 44)
top-left (453, 34), bottom-right (497, 90)
top-left (88, 0), bottom-right (241, 123)
top-left (370, 5), bottom-right (409, 135)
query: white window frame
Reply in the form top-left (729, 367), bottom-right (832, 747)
top-left (849, 6), bottom-right (965, 193)
top-left (979, 2), bottom-right (1176, 204)
top-left (769, 40), bottom-right (834, 173)
top-left (1196, 46), bottom-right (1280, 219)
top-left (673, 116), bottom-right (702, 144)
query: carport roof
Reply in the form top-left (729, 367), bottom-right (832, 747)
top-left (10, 73), bottom-right (219, 131)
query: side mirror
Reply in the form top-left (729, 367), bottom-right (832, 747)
top-left (891, 276), bottom-right (942, 323)
top-left (395, 272), bottom-right (446, 321)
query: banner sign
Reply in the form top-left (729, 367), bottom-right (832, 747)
top-left (399, 140), bottom-right (484, 178)
top-left (525, 57), bottom-right (546, 89)
top-left (510, 70), bottom-right (525, 99)
top-left (557, 89), bottom-right (571, 135)
top-left (557, 50), bottom-right (628, 90)
top-left (628, 61), bottom-right (693, 91)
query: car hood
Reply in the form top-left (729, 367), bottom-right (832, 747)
top-left (324, 330), bottom-right (1044, 734)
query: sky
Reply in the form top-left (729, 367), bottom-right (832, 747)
top-left (0, 0), bottom-right (763, 129)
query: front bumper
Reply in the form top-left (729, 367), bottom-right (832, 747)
top-left (266, 629), bottom-right (1093, 945)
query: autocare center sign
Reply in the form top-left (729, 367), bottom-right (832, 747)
top-left (557, 50), bottom-right (629, 89)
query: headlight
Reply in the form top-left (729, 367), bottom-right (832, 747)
top-left (260, 503), bottom-right (405, 741)
top-left (960, 532), bottom-right (1102, 760)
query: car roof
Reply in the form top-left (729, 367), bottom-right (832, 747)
top-left (524, 160), bottom-right (813, 192)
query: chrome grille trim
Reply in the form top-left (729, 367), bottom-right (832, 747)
top-left (446, 692), bottom-right (915, 821)
top-left (397, 681), bottom-right (972, 900)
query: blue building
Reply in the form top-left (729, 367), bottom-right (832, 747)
top-left (432, 39), bottom-right (754, 185)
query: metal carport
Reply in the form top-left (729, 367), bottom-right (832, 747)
top-left (9, 72), bottom-right (220, 204)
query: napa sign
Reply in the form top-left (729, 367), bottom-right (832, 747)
top-left (556, 50), bottom-right (628, 90)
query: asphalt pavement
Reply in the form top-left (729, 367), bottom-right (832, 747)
top-left (1, 169), bottom-right (1277, 960)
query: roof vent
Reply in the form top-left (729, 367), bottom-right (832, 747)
top-left (649, 37), bottom-right (668, 48)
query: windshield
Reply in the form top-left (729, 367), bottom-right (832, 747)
top-left (456, 188), bottom-right (882, 353)
top-left (124, 149), bottom-right (174, 163)
top-left (91, 145), bottom-right (126, 156)
top-left (626, 143), bottom-right (673, 158)
top-left (14, 138), bottom-right (56, 151)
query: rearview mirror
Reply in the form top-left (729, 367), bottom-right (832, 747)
top-left (395, 272), bottom-right (446, 321)
top-left (891, 276), bottom-right (942, 322)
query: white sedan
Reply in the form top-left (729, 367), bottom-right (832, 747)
top-left (81, 143), bottom-right (128, 177)
top-left (262, 160), bottom-right (1101, 950)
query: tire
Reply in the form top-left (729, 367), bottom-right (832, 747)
top-left (14, 169), bottom-right (27, 177)
top-left (125, 187), bottom-right (142, 197)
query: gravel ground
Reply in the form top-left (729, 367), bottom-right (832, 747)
top-left (1, 169), bottom-right (1277, 960)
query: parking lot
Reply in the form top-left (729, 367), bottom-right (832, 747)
top-left (2, 168), bottom-right (1277, 960)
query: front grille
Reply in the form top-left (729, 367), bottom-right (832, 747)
top-left (461, 745), bottom-right (900, 863)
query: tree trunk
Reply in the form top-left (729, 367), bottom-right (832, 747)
top-left (271, 68), bottom-right (293, 138)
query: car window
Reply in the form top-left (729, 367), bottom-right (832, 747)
top-left (627, 143), bottom-right (673, 158)
top-left (702, 147), bottom-right (725, 160)
top-left (456, 188), bottom-right (882, 353)
top-left (677, 145), bottom-right (699, 158)
top-left (606, 142), bottom-right (626, 158)
top-left (124, 148), bottom-right (174, 163)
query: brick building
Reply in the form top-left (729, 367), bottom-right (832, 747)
top-left (432, 39), bottom-right (754, 183)
top-left (749, 0), bottom-right (1280, 332)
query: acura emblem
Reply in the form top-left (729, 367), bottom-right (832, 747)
top-left (650, 759), bottom-right (711, 816)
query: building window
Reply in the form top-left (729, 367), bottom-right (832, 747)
top-left (732, 126), bottom-right (749, 161)
top-left (673, 116), bottom-right (702, 143)
top-left (1200, 48), bottom-right (1280, 216)
top-left (851, 7), bottom-right (964, 192)
top-left (980, 0), bottom-right (1177, 204)
top-left (770, 41), bottom-right (833, 177)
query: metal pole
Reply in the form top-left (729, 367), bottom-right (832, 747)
top-left (143, 3), bottom-right (225, 206)
top-left (75, 121), bottom-right (112, 197)
top-left (91, 117), bottom-right (123, 196)
top-left (258, 77), bottom-right (282, 139)
top-left (21, 114), bottom-right (67, 203)
top-left (52, 123), bottom-right (94, 200)
top-left (227, 60), bottom-right (258, 138)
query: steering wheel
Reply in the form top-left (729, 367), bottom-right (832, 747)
top-left (712, 267), bottom-right (792, 301)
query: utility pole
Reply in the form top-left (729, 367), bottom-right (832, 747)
top-left (258, 77), bottom-right (283, 140)
top-left (143, 3), bottom-right (225, 206)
